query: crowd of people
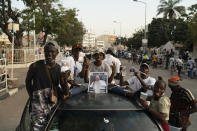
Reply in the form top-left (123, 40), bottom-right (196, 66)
top-left (23, 41), bottom-right (197, 131)
top-left (119, 49), bottom-right (197, 80)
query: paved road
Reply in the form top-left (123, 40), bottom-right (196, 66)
top-left (0, 59), bottom-right (197, 131)
top-left (0, 68), bottom-right (28, 131)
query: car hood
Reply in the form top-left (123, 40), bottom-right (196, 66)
top-left (59, 93), bottom-right (142, 110)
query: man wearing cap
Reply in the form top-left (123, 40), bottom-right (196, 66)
top-left (104, 48), bottom-right (121, 79)
top-left (60, 43), bottom-right (89, 96)
top-left (85, 49), bottom-right (116, 84)
top-left (25, 41), bottom-right (69, 130)
top-left (168, 76), bottom-right (197, 131)
top-left (109, 63), bottom-right (156, 97)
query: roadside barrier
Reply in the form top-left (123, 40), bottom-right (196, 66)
top-left (5, 48), bottom-right (45, 64)
top-left (0, 58), bottom-right (8, 93)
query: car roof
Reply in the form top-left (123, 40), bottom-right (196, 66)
top-left (59, 93), bottom-right (142, 110)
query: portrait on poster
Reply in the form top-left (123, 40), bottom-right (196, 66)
top-left (88, 72), bottom-right (108, 93)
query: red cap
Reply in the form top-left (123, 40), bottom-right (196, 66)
top-left (168, 76), bottom-right (180, 82)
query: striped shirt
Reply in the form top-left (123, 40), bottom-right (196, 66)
top-left (169, 87), bottom-right (195, 127)
top-left (170, 87), bottom-right (195, 113)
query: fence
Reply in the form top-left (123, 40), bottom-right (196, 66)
top-left (5, 47), bottom-right (45, 64)
top-left (0, 58), bottom-right (8, 93)
top-left (3, 47), bottom-right (63, 65)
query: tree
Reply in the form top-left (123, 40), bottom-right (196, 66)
top-left (23, 0), bottom-right (85, 46)
top-left (185, 4), bottom-right (197, 50)
top-left (172, 18), bottom-right (188, 43)
top-left (157, 0), bottom-right (186, 19)
top-left (128, 29), bottom-right (144, 49)
top-left (0, 0), bottom-right (24, 48)
top-left (0, 0), bottom-right (85, 48)
top-left (54, 8), bottom-right (85, 46)
top-left (148, 18), bottom-right (188, 47)
top-left (148, 18), bottom-right (170, 47)
top-left (113, 37), bottom-right (128, 47)
top-left (21, 8), bottom-right (35, 47)
top-left (113, 37), bottom-right (121, 45)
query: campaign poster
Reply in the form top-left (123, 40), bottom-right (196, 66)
top-left (88, 72), bottom-right (108, 93)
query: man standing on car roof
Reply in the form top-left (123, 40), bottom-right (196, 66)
top-left (60, 43), bottom-right (89, 96)
top-left (85, 49), bottom-right (116, 84)
top-left (168, 76), bottom-right (197, 131)
top-left (25, 41), bottom-right (69, 131)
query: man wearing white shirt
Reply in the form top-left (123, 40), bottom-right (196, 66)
top-left (104, 48), bottom-right (121, 79)
top-left (187, 58), bottom-right (195, 79)
top-left (60, 43), bottom-right (89, 96)
top-left (109, 63), bottom-right (156, 97)
top-left (85, 50), bottom-right (116, 84)
top-left (176, 56), bottom-right (183, 79)
top-left (169, 56), bottom-right (175, 74)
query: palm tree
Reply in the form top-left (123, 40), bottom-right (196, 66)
top-left (157, 0), bottom-right (186, 19)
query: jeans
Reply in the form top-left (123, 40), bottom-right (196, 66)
top-left (70, 84), bottom-right (88, 97)
top-left (108, 86), bottom-right (127, 96)
top-left (188, 70), bottom-right (193, 79)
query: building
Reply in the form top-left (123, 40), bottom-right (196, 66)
top-left (95, 40), bottom-right (105, 50)
top-left (96, 35), bottom-right (117, 49)
top-left (82, 32), bottom-right (96, 48)
top-left (0, 34), bottom-right (11, 47)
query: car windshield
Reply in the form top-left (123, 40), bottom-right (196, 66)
top-left (48, 110), bottom-right (159, 131)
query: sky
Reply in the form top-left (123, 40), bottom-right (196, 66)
top-left (13, 0), bottom-right (197, 37)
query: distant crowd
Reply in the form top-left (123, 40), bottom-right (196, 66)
top-left (117, 49), bottom-right (197, 79)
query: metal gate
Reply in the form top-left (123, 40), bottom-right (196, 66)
top-left (0, 58), bottom-right (8, 93)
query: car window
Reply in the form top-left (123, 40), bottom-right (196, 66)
top-left (48, 110), bottom-right (159, 131)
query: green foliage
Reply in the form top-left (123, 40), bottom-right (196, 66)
top-left (23, 0), bottom-right (85, 47)
top-left (188, 4), bottom-right (197, 17)
top-left (113, 29), bottom-right (144, 50)
top-left (148, 18), bottom-right (170, 47)
top-left (185, 4), bottom-right (197, 49)
top-left (157, 0), bottom-right (185, 19)
top-left (172, 19), bottom-right (188, 42)
top-left (113, 37), bottom-right (128, 47)
top-left (125, 3), bottom-right (196, 51)
top-left (147, 18), bottom-right (188, 47)
top-left (54, 8), bottom-right (85, 47)
top-left (129, 29), bottom-right (144, 49)
top-left (0, 0), bottom-right (23, 48)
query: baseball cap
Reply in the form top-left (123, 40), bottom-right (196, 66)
top-left (140, 63), bottom-right (149, 69)
top-left (44, 41), bottom-right (60, 51)
top-left (93, 49), bottom-right (105, 59)
top-left (168, 76), bottom-right (180, 87)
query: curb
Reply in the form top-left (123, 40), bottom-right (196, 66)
top-left (0, 84), bottom-right (25, 101)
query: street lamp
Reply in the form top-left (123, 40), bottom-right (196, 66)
top-left (133, 0), bottom-right (148, 47)
top-left (8, 20), bottom-right (19, 78)
top-left (113, 20), bottom-right (122, 37)
top-left (33, 13), bottom-right (36, 51)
